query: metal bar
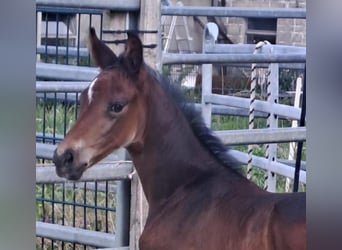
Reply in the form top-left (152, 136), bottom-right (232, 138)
top-left (113, 149), bottom-right (130, 247)
top-left (278, 159), bottom-right (306, 171)
top-left (201, 23), bottom-right (218, 127)
top-left (215, 126), bottom-right (306, 146)
top-left (36, 142), bottom-right (122, 161)
top-left (161, 6), bottom-right (306, 19)
top-left (36, 221), bottom-right (116, 248)
top-left (204, 44), bottom-right (306, 55)
top-left (36, 81), bottom-right (90, 92)
top-left (196, 104), bottom-right (269, 118)
top-left (36, 45), bottom-right (89, 57)
top-left (36, 0), bottom-right (140, 11)
top-left (36, 62), bottom-right (98, 80)
top-left (229, 150), bottom-right (306, 183)
top-left (204, 94), bottom-right (302, 120)
top-left (36, 163), bottom-right (133, 183)
top-left (162, 52), bottom-right (306, 64)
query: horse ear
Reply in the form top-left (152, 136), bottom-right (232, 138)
top-left (123, 32), bottom-right (143, 74)
top-left (88, 27), bottom-right (117, 69)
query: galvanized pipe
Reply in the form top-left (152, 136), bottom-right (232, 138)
top-left (161, 6), bottom-right (306, 18)
top-left (204, 94), bottom-right (302, 120)
top-left (215, 127), bottom-right (306, 145)
top-left (162, 52), bottom-right (306, 64)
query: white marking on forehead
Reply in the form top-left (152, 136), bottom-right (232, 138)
top-left (88, 77), bottom-right (98, 104)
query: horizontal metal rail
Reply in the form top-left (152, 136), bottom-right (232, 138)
top-left (36, 221), bottom-right (116, 248)
top-left (215, 127), bottom-right (306, 145)
top-left (36, 0), bottom-right (140, 11)
top-left (36, 163), bottom-right (133, 183)
top-left (36, 142), bottom-right (122, 161)
top-left (162, 52), bottom-right (306, 65)
top-left (204, 44), bottom-right (306, 55)
top-left (36, 63), bottom-right (98, 81)
top-left (229, 149), bottom-right (306, 183)
top-left (193, 103), bottom-right (269, 118)
top-left (36, 81), bottom-right (90, 92)
top-left (278, 159), bottom-right (306, 171)
top-left (204, 94), bottom-right (302, 120)
top-left (37, 45), bottom-right (89, 58)
top-left (161, 6), bottom-right (306, 18)
top-left (58, 182), bottom-right (117, 193)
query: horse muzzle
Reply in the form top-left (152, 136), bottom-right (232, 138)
top-left (52, 148), bottom-right (87, 181)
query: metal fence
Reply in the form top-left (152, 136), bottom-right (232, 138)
top-left (36, 2), bottom-right (307, 248)
top-left (35, 4), bottom-right (133, 249)
top-left (160, 21), bottom-right (306, 192)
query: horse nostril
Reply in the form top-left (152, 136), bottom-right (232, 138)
top-left (63, 149), bottom-right (74, 165)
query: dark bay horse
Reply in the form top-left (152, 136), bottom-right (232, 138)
top-left (53, 28), bottom-right (306, 250)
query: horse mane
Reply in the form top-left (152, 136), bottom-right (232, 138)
top-left (146, 66), bottom-right (244, 176)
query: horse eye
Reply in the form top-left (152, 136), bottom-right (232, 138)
top-left (109, 102), bottom-right (126, 113)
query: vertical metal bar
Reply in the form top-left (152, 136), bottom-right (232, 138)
top-left (41, 184), bottom-right (45, 248)
top-left (66, 14), bottom-right (70, 65)
top-left (63, 92), bottom-right (67, 136)
top-left (53, 92), bottom-right (57, 144)
top-left (75, 92), bottom-right (79, 120)
top-left (44, 12), bottom-right (48, 63)
top-left (83, 181), bottom-right (87, 228)
top-left (42, 93), bottom-right (46, 144)
top-left (56, 13), bottom-right (59, 64)
top-left (201, 23), bottom-right (218, 127)
top-left (36, 11), bottom-right (42, 62)
top-left (77, 13), bottom-right (81, 66)
top-left (105, 181), bottom-right (109, 233)
top-left (94, 181), bottom-right (98, 232)
top-left (114, 149), bottom-right (130, 247)
top-left (100, 14), bottom-right (103, 40)
top-left (51, 184), bottom-right (55, 248)
top-left (88, 13), bottom-right (93, 66)
top-left (62, 182), bottom-right (65, 249)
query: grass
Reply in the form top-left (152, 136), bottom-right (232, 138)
top-left (35, 91), bottom-right (306, 248)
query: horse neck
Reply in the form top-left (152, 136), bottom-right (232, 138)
top-left (127, 77), bottom-right (222, 209)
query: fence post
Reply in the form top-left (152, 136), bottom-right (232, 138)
top-left (263, 45), bottom-right (279, 192)
top-left (202, 23), bottom-right (218, 127)
top-left (140, 0), bottom-right (161, 70)
top-left (114, 149), bottom-right (131, 247)
top-left (129, 172), bottom-right (148, 250)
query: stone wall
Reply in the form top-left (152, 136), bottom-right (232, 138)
top-left (223, 0), bottom-right (306, 46)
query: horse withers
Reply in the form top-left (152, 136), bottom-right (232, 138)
top-left (53, 27), bottom-right (306, 250)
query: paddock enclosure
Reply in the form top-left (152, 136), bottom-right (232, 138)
top-left (36, 0), bottom-right (306, 249)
